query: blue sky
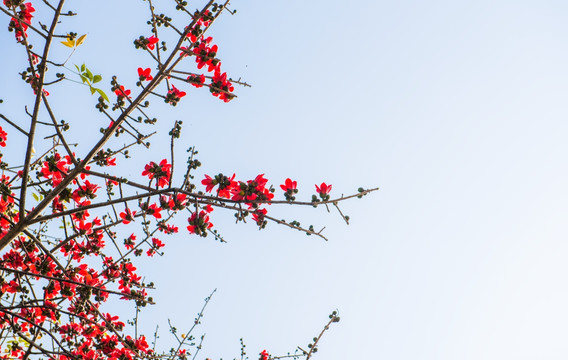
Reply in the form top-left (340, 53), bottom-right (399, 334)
top-left (2, 0), bottom-right (568, 359)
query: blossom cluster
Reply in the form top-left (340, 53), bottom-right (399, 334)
top-left (0, 145), bottom-right (161, 359)
top-left (131, 10), bottom-right (235, 105)
top-left (142, 158), bottom-right (172, 188)
top-left (4, 0), bottom-right (35, 42)
top-left (259, 349), bottom-right (270, 360)
top-left (200, 174), bottom-right (332, 231)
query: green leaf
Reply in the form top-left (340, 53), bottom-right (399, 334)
top-left (32, 192), bottom-right (38, 201)
top-left (75, 64), bottom-right (81, 72)
top-left (79, 74), bottom-right (87, 84)
top-left (90, 86), bottom-right (96, 95)
top-left (85, 68), bottom-right (94, 82)
top-left (96, 88), bottom-right (109, 102)
top-left (93, 74), bottom-right (102, 84)
top-left (80, 63), bottom-right (86, 72)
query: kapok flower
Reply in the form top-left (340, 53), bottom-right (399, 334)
top-left (210, 69), bottom-right (235, 102)
top-left (280, 178), bottom-right (298, 201)
top-left (252, 208), bottom-right (267, 228)
top-left (165, 84), bottom-right (186, 106)
top-left (143, 203), bottom-right (162, 219)
top-left (0, 126), bottom-right (7, 147)
top-left (147, 35), bottom-right (159, 50)
top-left (201, 173), bottom-right (236, 198)
top-left (8, 2), bottom-right (35, 42)
top-left (193, 37), bottom-right (220, 72)
top-left (142, 159), bottom-right (172, 188)
top-left (187, 74), bottom-right (206, 88)
top-left (202, 174), bottom-right (216, 192)
top-left (137, 67), bottom-right (153, 81)
top-left (114, 85), bottom-right (131, 98)
top-left (120, 208), bottom-right (136, 224)
top-left (151, 237), bottom-right (164, 249)
top-left (259, 350), bottom-right (270, 360)
top-left (124, 234), bottom-right (136, 250)
top-left (187, 210), bottom-right (213, 237)
top-left (315, 182), bottom-right (332, 201)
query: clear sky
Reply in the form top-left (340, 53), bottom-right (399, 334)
top-left (2, 0), bottom-right (568, 359)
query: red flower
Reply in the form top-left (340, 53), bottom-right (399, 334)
top-left (0, 126), bottom-right (6, 147)
top-left (210, 69), bottom-right (235, 102)
top-left (165, 84), bottom-right (186, 106)
top-left (144, 203), bottom-right (162, 219)
top-left (187, 74), bottom-right (206, 88)
top-left (187, 211), bottom-right (213, 236)
top-left (158, 222), bottom-right (179, 234)
top-left (124, 233), bottom-right (136, 250)
top-left (281, 178), bottom-right (298, 201)
top-left (142, 159), bottom-right (172, 188)
top-left (193, 37), bottom-right (220, 72)
top-left (315, 182), bottom-right (332, 201)
top-left (8, 2), bottom-right (35, 41)
top-left (252, 208), bottom-right (267, 227)
top-left (105, 157), bottom-right (116, 166)
top-left (202, 174), bottom-right (215, 192)
top-left (137, 67), bottom-right (153, 81)
top-left (147, 35), bottom-right (159, 50)
top-left (120, 208), bottom-right (136, 224)
top-left (202, 173), bottom-right (236, 198)
top-left (231, 174), bottom-right (274, 207)
top-left (259, 349), bottom-right (269, 360)
top-left (151, 237), bottom-right (164, 249)
top-left (280, 178), bottom-right (297, 192)
top-left (315, 182), bottom-right (332, 195)
top-left (114, 85), bottom-right (131, 98)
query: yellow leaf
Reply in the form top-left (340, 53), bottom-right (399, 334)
top-left (76, 34), bottom-right (87, 46)
top-left (60, 36), bottom-right (75, 48)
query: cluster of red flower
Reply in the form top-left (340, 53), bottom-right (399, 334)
top-left (0, 126), bottom-right (7, 147)
top-left (186, 207), bottom-right (214, 235)
top-left (141, 158), bottom-right (172, 188)
top-left (4, 0), bottom-right (34, 42)
top-left (259, 349), bottom-right (270, 360)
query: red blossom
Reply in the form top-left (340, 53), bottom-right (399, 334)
top-left (187, 210), bottom-right (213, 236)
top-left (142, 159), bottom-right (172, 188)
top-left (120, 208), bottom-right (136, 224)
top-left (124, 233), bottom-right (136, 250)
top-left (151, 237), bottom-right (164, 249)
top-left (316, 182), bottom-right (332, 195)
top-left (187, 73), bottom-right (206, 88)
top-left (210, 69), bottom-right (235, 102)
top-left (231, 174), bottom-right (274, 207)
top-left (252, 208), bottom-right (267, 227)
top-left (147, 35), bottom-right (159, 50)
top-left (0, 126), bottom-right (6, 147)
top-left (315, 182), bottom-right (332, 201)
top-left (137, 67), bottom-right (153, 81)
top-left (280, 178), bottom-right (297, 192)
top-left (165, 84), bottom-right (186, 106)
top-left (7, 2), bottom-right (35, 42)
top-left (114, 85), bottom-right (131, 98)
top-left (201, 174), bottom-right (215, 192)
top-left (201, 173), bottom-right (236, 198)
top-left (281, 178), bottom-right (299, 201)
top-left (143, 203), bottom-right (162, 219)
top-left (193, 37), bottom-right (220, 72)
